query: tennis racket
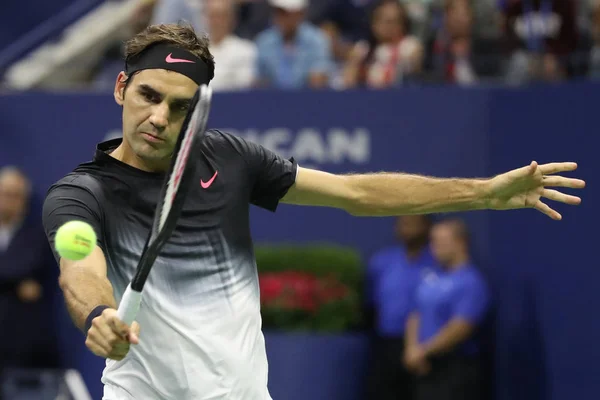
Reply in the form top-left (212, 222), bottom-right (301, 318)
top-left (117, 84), bottom-right (213, 325)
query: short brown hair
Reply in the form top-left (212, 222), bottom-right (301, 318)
top-left (124, 22), bottom-right (215, 82)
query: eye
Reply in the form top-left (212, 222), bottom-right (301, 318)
top-left (141, 91), bottom-right (159, 103)
top-left (173, 103), bottom-right (189, 114)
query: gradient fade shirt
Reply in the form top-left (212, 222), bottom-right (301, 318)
top-left (42, 130), bottom-right (298, 400)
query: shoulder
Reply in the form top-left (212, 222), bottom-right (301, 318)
top-left (299, 23), bottom-right (328, 45)
top-left (202, 129), bottom-right (260, 162)
top-left (369, 246), bottom-right (403, 266)
top-left (460, 267), bottom-right (488, 291)
top-left (46, 170), bottom-right (104, 198)
top-left (44, 165), bottom-right (113, 214)
top-left (229, 36), bottom-right (257, 55)
top-left (256, 28), bottom-right (278, 46)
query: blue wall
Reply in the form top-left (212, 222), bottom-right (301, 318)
top-left (0, 84), bottom-right (596, 400)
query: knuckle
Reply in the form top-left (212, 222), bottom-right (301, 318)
top-left (87, 329), bottom-right (98, 341)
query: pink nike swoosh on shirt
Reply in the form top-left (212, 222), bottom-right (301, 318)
top-left (201, 171), bottom-right (218, 189)
top-left (165, 53), bottom-right (195, 64)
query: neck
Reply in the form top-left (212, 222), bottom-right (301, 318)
top-left (111, 141), bottom-right (168, 173)
top-left (211, 32), bottom-right (228, 46)
top-left (405, 245), bottom-right (425, 260)
top-left (404, 237), bottom-right (428, 259)
top-left (282, 29), bottom-right (298, 43)
top-left (446, 254), bottom-right (469, 270)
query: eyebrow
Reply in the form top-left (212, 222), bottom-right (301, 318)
top-left (138, 84), bottom-right (193, 108)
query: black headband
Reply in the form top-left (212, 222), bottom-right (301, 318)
top-left (125, 43), bottom-right (211, 86)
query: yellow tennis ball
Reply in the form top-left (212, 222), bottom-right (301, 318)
top-left (55, 220), bottom-right (97, 261)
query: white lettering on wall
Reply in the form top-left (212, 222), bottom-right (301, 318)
top-left (103, 127), bottom-right (372, 165)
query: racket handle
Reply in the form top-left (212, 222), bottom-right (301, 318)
top-left (117, 284), bottom-right (142, 326)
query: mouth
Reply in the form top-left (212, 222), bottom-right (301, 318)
top-left (140, 132), bottom-right (166, 143)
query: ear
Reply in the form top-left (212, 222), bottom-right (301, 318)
top-left (114, 71), bottom-right (127, 106)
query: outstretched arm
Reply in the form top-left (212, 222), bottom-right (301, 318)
top-left (282, 162), bottom-right (584, 219)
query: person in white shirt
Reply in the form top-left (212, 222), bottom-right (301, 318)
top-left (206, 0), bottom-right (257, 91)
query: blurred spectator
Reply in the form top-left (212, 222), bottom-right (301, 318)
top-left (0, 167), bottom-right (54, 372)
top-left (207, 0), bottom-right (257, 91)
top-left (425, 0), bottom-right (502, 86)
top-left (151, 0), bottom-right (206, 33)
top-left (502, 0), bottom-right (578, 84)
top-left (308, 0), bottom-right (373, 85)
top-left (364, 216), bottom-right (437, 400)
top-left (235, 0), bottom-right (271, 40)
top-left (255, 0), bottom-right (333, 89)
top-left (588, 1), bottom-right (600, 79)
top-left (343, 0), bottom-right (424, 89)
top-left (404, 218), bottom-right (489, 400)
top-left (309, 0), bottom-right (371, 43)
top-left (92, 0), bottom-right (156, 89)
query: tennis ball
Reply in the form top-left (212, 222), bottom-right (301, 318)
top-left (55, 220), bottom-right (97, 261)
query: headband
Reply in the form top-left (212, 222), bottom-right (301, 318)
top-left (125, 43), bottom-right (211, 86)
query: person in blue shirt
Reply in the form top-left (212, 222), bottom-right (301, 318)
top-left (255, 0), bottom-right (333, 89)
top-left (404, 218), bottom-right (490, 400)
top-left (364, 215), bottom-right (438, 400)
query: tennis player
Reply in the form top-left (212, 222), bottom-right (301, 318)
top-left (42, 23), bottom-right (584, 400)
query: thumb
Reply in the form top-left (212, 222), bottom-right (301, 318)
top-left (529, 160), bottom-right (538, 174)
top-left (128, 322), bottom-right (141, 344)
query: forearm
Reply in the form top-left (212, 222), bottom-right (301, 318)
top-left (348, 173), bottom-right (490, 216)
top-left (405, 313), bottom-right (420, 348)
top-left (59, 268), bottom-right (116, 332)
top-left (422, 319), bottom-right (474, 357)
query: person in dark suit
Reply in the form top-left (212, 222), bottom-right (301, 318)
top-left (0, 167), bottom-right (54, 374)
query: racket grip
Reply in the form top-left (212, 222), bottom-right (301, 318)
top-left (117, 284), bottom-right (142, 326)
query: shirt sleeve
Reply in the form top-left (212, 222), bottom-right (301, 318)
top-left (310, 32), bottom-right (333, 75)
top-left (255, 35), bottom-right (270, 82)
top-left (216, 131), bottom-right (297, 212)
top-left (42, 176), bottom-right (105, 263)
top-left (451, 275), bottom-right (490, 325)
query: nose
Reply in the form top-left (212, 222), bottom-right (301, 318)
top-left (149, 102), bottom-right (170, 131)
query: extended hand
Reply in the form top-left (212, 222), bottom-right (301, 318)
top-left (403, 345), bottom-right (431, 376)
top-left (487, 161), bottom-right (585, 220)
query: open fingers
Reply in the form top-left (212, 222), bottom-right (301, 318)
top-left (535, 200), bottom-right (562, 220)
top-left (542, 189), bottom-right (581, 205)
top-left (539, 162), bottom-right (578, 175)
top-left (543, 176), bottom-right (586, 189)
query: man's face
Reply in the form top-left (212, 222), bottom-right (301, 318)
top-left (0, 173), bottom-right (28, 223)
top-left (395, 215), bottom-right (430, 247)
top-left (273, 7), bottom-right (304, 37)
top-left (430, 224), bottom-right (458, 266)
top-left (446, 0), bottom-right (472, 38)
top-left (207, 0), bottom-right (233, 40)
top-left (114, 69), bottom-right (198, 166)
top-left (372, 2), bottom-right (405, 44)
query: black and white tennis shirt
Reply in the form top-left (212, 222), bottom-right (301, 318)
top-left (42, 130), bottom-right (297, 400)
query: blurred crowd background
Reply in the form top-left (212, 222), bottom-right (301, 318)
top-left (0, 0), bottom-right (597, 400)
top-left (2, 0), bottom-right (600, 90)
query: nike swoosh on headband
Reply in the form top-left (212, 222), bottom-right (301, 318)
top-left (165, 53), bottom-right (195, 64)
